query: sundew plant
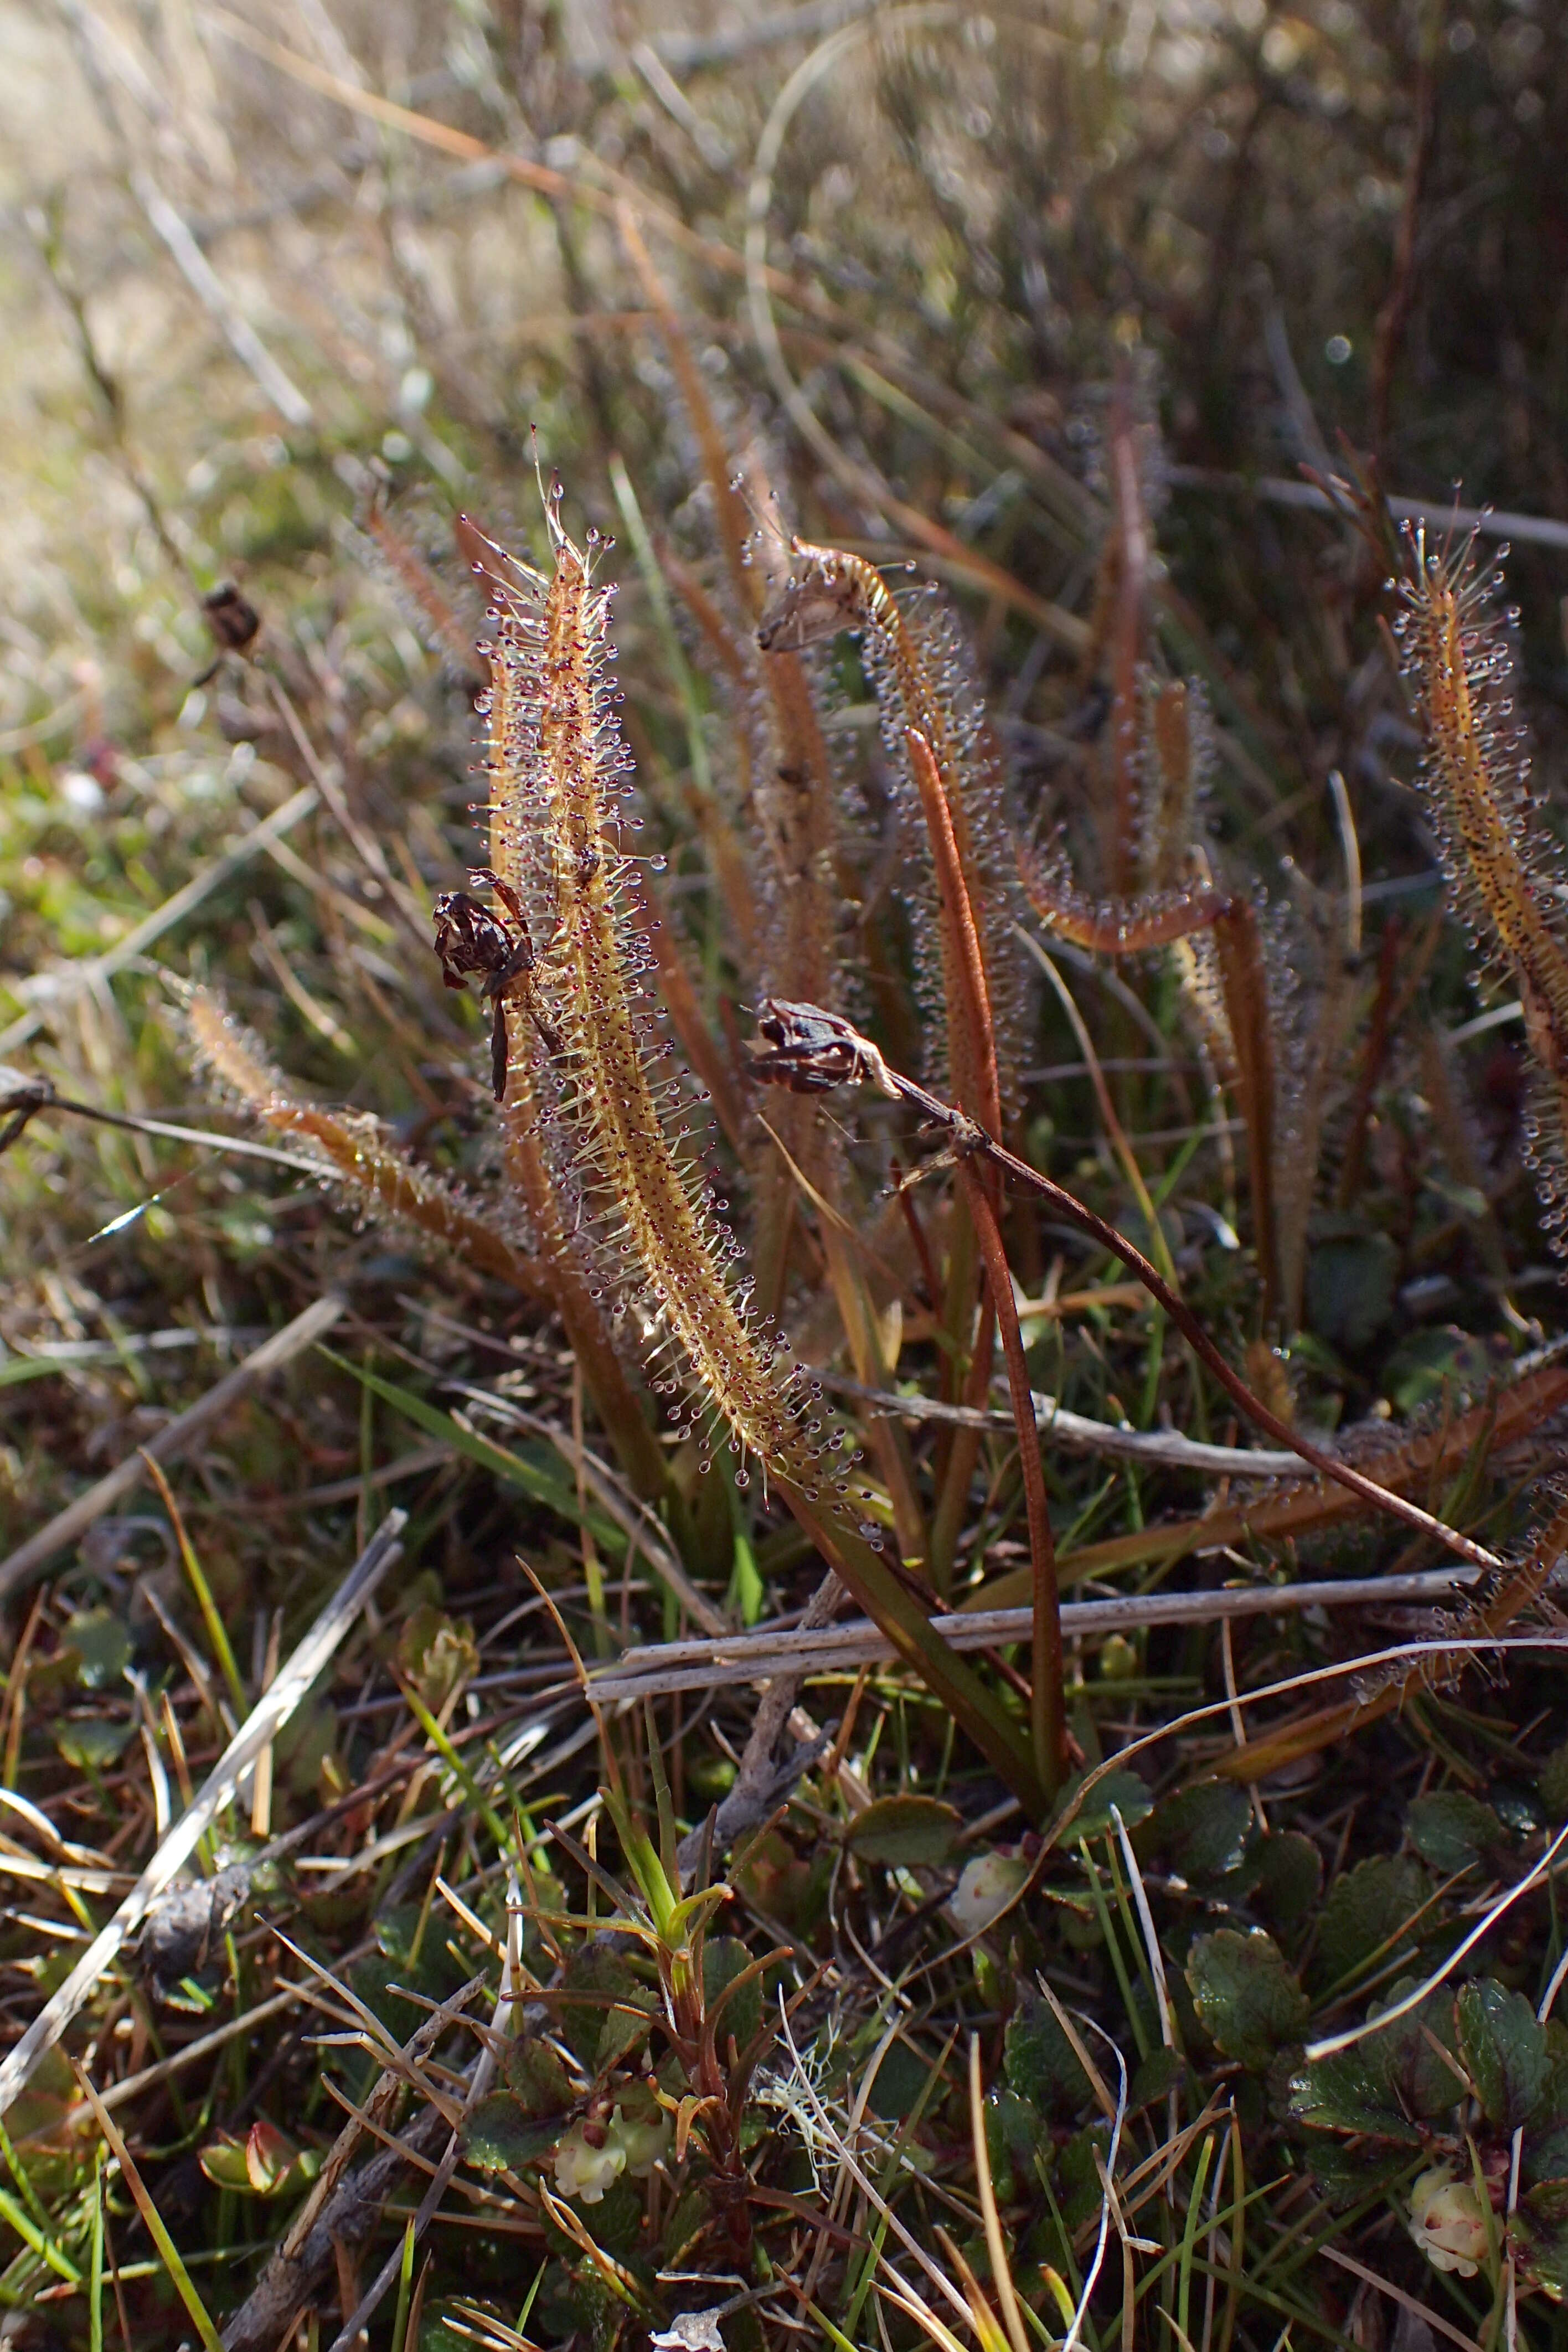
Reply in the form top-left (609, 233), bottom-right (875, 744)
top-left (2, 8), bottom-right (1568, 2352)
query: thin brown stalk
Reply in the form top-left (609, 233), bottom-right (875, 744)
top-left (1369, 3), bottom-right (1440, 456)
top-left (906, 726), bottom-right (1001, 1144)
top-left (749, 1004), bottom-right (1503, 1576)
top-left (1018, 870), bottom-right (1280, 1323)
top-left (903, 725), bottom-right (1003, 1580)
top-left (956, 1159), bottom-right (1065, 1796)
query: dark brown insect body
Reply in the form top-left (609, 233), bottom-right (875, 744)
top-left (747, 997), bottom-right (891, 1094)
top-left (432, 869), bottom-right (560, 1100)
top-left (191, 581), bottom-right (262, 687)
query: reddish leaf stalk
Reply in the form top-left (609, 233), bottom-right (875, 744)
top-left (749, 1003), bottom-right (1503, 1580)
top-left (906, 723), bottom-right (1004, 1580)
top-left (1019, 862), bottom-right (1281, 1326)
top-left (957, 1158), bottom-right (1066, 1797)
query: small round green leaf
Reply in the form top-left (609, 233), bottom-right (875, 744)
top-left (1406, 1791), bottom-right (1501, 1874)
top-left (1188, 1928), bottom-right (1307, 2069)
top-left (847, 1793), bottom-right (963, 1868)
top-left (462, 2091), bottom-right (562, 2173)
top-left (1458, 1979), bottom-right (1548, 2133)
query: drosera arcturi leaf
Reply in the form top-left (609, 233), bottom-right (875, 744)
top-left (1394, 522), bottom-right (1568, 1256)
top-left (183, 983), bottom-right (543, 1299)
top-left (466, 491), bottom-right (1051, 1818)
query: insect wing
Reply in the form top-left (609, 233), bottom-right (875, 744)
top-left (756, 576), bottom-right (858, 654)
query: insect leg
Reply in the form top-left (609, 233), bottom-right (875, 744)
top-left (491, 999), bottom-right (510, 1102)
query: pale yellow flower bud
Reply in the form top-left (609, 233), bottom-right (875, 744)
top-left (949, 1850), bottom-right (1030, 1938)
top-left (554, 2122), bottom-right (627, 2205)
top-left (1409, 2166), bottom-right (1489, 2277)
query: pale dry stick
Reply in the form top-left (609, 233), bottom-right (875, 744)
top-left (130, 171), bottom-right (314, 427)
top-left (324, 1879), bottom-right (520, 2352)
top-left (824, 1372), bottom-right (1307, 1476)
top-left (653, 0), bottom-right (881, 70)
top-left (0, 1852), bottom-right (129, 1896)
top-left (1168, 465), bottom-right (1568, 554)
top-left (0, 1326), bottom-right (260, 1370)
top-left (584, 1565), bottom-right (1506, 1702)
top-left (0, 1783), bottom-right (107, 1865)
top-left (628, 40), bottom-right (734, 169)
top-left (1539, 1942), bottom-right (1568, 2028)
top-left (0, 783), bottom-right (318, 1054)
top-left (0, 1294), bottom-right (344, 1604)
top-left (0, 1508), bottom-right (404, 2120)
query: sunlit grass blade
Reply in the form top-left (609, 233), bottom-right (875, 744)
top-left (73, 2064), bottom-right (225, 2352)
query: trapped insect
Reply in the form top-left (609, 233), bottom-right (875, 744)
top-left (432, 867), bottom-right (561, 1098)
top-left (747, 998), bottom-right (896, 1095)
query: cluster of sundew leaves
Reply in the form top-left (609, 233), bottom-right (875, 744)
top-left (1017, 771), bottom-right (1289, 1319)
top-left (757, 540), bottom-right (1031, 1126)
top-left (1394, 526), bottom-right (1568, 1256)
top-left (461, 494), bottom-right (850, 1500)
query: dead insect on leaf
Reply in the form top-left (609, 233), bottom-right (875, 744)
top-left (192, 582), bottom-right (262, 687)
top-left (432, 869), bottom-right (561, 1099)
top-left (755, 568), bottom-right (863, 653)
top-left (747, 998), bottom-right (896, 1096)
